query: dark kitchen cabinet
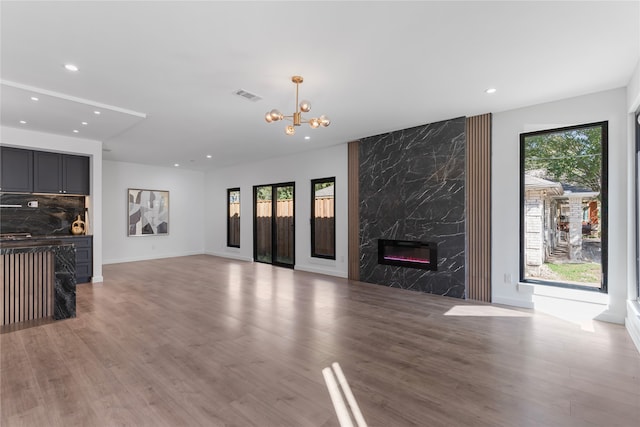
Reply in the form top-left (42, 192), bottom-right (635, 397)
top-left (34, 151), bottom-right (89, 195)
top-left (63, 155), bottom-right (90, 195)
top-left (0, 146), bottom-right (33, 192)
top-left (33, 151), bottom-right (61, 193)
top-left (58, 236), bottom-right (93, 283)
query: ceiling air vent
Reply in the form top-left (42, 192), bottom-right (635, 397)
top-left (233, 89), bottom-right (262, 102)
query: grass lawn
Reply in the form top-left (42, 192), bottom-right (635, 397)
top-left (546, 262), bottom-right (601, 284)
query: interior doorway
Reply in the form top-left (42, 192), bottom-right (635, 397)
top-left (253, 182), bottom-right (295, 268)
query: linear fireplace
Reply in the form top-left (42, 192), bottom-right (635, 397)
top-left (378, 239), bottom-right (437, 271)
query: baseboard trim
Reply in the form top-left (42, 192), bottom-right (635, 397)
top-left (593, 310), bottom-right (625, 325)
top-left (205, 251), bottom-right (253, 263)
top-left (492, 296), bottom-right (535, 309)
top-left (626, 300), bottom-right (640, 354)
top-left (295, 264), bottom-right (348, 278)
top-left (103, 251), bottom-right (204, 265)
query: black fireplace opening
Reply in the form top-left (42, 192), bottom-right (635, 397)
top-left (378, 239), bottom-right (437, 271)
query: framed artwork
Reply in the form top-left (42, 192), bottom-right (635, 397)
top-left (128, 188), bottom-right (169, 236)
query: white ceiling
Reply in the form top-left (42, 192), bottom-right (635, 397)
top-left (1, 1), bottom-right (638, 171)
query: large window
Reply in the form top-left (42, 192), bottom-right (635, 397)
top-left (227, 188), bottom-right (240, 247)
top-left (311, 177), bottom-right (335, 259)
top-left (520, 122), bottom-right (607, 291)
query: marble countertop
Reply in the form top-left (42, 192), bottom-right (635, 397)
top-left (0, 234), bottom-right (91, 241)
top-left (29, 235), bottom-right (92, 239)
top-left (0, 239), bottom-right (74, 250)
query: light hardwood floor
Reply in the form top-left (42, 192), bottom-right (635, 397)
top-left (1, 255), bottom-right (639, 426)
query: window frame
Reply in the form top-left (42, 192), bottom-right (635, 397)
top-left (519, 121), bottom-right (608, 293)
top-left (227, 187), bottom-right (240, 248)
top-left (310, 177), bottom-right (336, 260)
top-left (636, 112), bottom-right (640, 300)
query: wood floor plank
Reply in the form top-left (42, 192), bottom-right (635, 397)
top-left (2, 254), bottom-right (639, 426)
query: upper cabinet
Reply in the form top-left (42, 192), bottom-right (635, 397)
top-left (34, 151), bottom-right (90, 195)
top-left (33, 151), bottom-right (62, 193)
top-left (0, 147), bottom-right (34, 193)
top-left (63, 155), bottom-right (90, 195)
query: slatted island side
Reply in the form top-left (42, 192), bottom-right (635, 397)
top-left (1, 240), bottom-right (76, 326)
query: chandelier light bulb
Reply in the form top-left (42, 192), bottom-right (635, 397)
top-left (269, 109), bottom-right (283, 121)
top-left (285, 125), bottom-right (296, 136)
top-left (309, 118), bottom-right (320, 129)
top-left (265, 112), bottom-right (273, 123)
top-left (299, 100), bottom-right (311, 113)
top-left (319, 115), bottom-right (331, 127)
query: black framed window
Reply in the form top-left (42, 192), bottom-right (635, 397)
top-left (227, 188), bottom-right (240, 247)
top-left (636, 112), bottom-right (640, 300)
top-left (311, 177), bottom-right (335, 259)
top-left (520, 122), bottom-right (607, 292)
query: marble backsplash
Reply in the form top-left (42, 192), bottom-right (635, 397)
top-left (359, 117), bottom-right (466, 298)
top-left (0, 193), bottom-right (86, 236)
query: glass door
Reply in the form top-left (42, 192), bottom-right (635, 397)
top-left (254, 185), bottom-right (273, 263)
top-left (275, 184), bottom-right (294, 266)
top-left (254, 182), bottom-right (295, 268)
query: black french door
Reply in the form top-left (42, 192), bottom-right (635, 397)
top-left (253, 182), bottom-right (295, 268)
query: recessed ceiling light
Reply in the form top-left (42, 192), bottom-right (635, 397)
top-left (30, 96), bottom-right (39, 101)
top-left (73, 129), bottom-right (79, 133)
top-left (485, 88), bottom-right (497, 94)
top-left (94, 110), bottom-right (101, 115)
top-left (64, 64), bottom-right (79, 72)
top-left (174, 163), bottom-right (180, 167)
top-left (206, 155), bottom-right (212, 159)
top-left (19, 120), bottom-right (27, 124)
top-left (304, 136), bottom-right (311, 140)
top-left (81, 121), bottom-right (88, 125)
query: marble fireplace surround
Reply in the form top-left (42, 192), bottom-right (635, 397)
top-left (358, 117), bottom-right (466, 298)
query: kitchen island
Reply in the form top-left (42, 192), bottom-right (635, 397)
top-left (1, 239), bottom-right (76, 326)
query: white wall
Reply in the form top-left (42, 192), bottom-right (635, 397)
top-left (102, 160), bottom-right (205, 264)
top-left (492, 88), bottom-right (628, 324)
top-left (625, 59), bottom-right (640, 351)
top-left (0, 126), bottom-right (104, 282)
top-left (204, 143), bottom-right (348, 278)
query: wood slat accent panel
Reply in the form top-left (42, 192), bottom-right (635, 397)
top-left (1, 251), bottom-right (54, 326)
top-left (466, 114), bottom-right (492, 302)
top-left (348, 140), bottom-right (360, 281)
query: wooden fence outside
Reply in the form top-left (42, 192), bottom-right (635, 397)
top-left (228, 202), bottom-right (240, 246)
top-left (251, 198), bottom-right (334, 262)
top-left (313, 197), bottom-right (335, 257)
top-left (255, 200), bottom-right (293, 262)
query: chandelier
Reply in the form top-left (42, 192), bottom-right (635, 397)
top-left (264, 76), bottom-right (330, 136)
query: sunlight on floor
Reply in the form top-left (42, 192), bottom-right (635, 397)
top-left (444, 305), bottom-right (531, 317)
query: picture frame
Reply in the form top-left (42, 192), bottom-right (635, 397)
top-left (128, 188), bottom-right (169, 236)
